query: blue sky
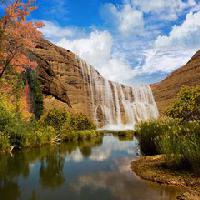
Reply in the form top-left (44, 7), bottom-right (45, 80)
top-left (1, 0), bottom-right (200, 85)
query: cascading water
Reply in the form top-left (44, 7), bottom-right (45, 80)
top-left (76, 56), bottom-right (159, 130)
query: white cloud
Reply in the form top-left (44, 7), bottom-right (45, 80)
top-left (56, 30), bottom-right (136, 83)
top-left (40, 20), bottom-right (86, 42)
top-left (155, 11), bottom-right (200, 49)
top-left (40, 5), bottom-right (200, 85)
top-left (102, 3), bottom-right (144, 35)
top-left (40, 21), bottom-right (137, 83)
top-left (132, 0), bottom-right (198, 20)
top-left (138, 11), bottom-right (200, 74)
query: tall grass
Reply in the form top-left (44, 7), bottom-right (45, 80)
top-left (158, 121), bottom-right (200, 173)
top-left (136, 118), bottom-right (200, 174)
top-left (136, 86), bottom-right (200, 174)
top-left (136, 118), bottom-right (180, 155)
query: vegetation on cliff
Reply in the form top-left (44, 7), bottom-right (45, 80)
top-left (136, 86), bottom-right (200, 174)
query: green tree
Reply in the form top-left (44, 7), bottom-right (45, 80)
top-left (25, 69), bottom-right (44, 119)
top-left (70, 113), bottom-right (96, 131)
top-left (42, 109), bottom-right (71, 133)
top-left (166, 86), bottom-right (200, 121)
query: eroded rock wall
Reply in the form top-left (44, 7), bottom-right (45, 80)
top-left (31, 39), bottom-right (158, 128)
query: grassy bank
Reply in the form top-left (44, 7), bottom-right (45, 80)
top-left (134, 86), bottom-right (200, 199)
top-left (136, 118), bottom-right (200, 174)
top-left (0, 94), bottom-right (98, 153)
top-left (136, 86), bottom-right (200, 175)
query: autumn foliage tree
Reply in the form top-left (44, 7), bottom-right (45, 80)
top-left (0, 0), bottom-right (44, 78)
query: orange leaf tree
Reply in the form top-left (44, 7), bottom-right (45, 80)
top-left (0, 0), bottom-right (44, 78)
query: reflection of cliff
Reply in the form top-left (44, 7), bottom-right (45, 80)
top-left (32, 40), bottom-right (158, 129)
top-left (151, 50), bottom-right (200, 114)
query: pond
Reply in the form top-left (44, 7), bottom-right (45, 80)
top-left (0, 134), bottom-right (181, 200)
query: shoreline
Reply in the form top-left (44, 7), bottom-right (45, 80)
top-left (0, 130), bottom-right (103, 155)
top-left (131, 155), bottom-right (200, 200)
top-left (0, 130), bottom-right (135, 154)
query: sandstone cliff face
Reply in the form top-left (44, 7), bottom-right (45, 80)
top-left (32, 40), bottom-right (200, 120)
top-left (31, 39), bottom-right (158, 128)
top-left (151, 50), bottom-right (200, 114)
top-left (31, 39), bottom-right (92, 118)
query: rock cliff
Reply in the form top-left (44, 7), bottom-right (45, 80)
top-left (31, 39), bottom-right (91, 116)
top-left (151, 50), bottom-right (200, 114)
top-left (31, 39), bottom-right (158, 129)
top-left (31, 39), bottom-right (200, 121)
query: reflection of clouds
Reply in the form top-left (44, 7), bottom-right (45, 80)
top-left (71, 160), bottom-right (178, 200)
top-left (65, 149), bottom-right (84, 163)
top-left (89, 151), bottom-right (110, 161)
top-left (89, 136), bottom-right (139, 162)
top-left (64, 136), bottom-right (139, 163)
top-left (29, 163), bottom-right (36, 169)
top-left (113, 158), bottom-right (133, 173)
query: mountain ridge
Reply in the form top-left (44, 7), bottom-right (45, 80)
top-left (151, 50), bottom-right (200, 114)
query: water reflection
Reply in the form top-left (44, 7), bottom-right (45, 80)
top-left (0, 135), bottom-right (181, 200)
top-left (39, 148), bottom-right (65, 188)
top-left (0, 180), bottom-right (21, 200)
top-left (71, 158), bottom-right (178, 200)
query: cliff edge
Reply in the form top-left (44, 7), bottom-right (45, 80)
top-left (151, 50), bottom-right (200, 114)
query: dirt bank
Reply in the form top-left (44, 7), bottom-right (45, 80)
top-left (131, 155), bottom-right (200, 200)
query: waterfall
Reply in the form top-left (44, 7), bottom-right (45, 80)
top-left (76, 56), bottom-right (159, 130)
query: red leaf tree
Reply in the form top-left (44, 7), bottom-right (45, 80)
top-left (0, 0), bottom-right (44, 77)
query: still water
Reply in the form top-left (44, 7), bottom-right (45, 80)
top-left (0, 134), bottom-right (181, 200)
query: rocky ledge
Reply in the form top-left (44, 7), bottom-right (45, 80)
top-left (131, 155), bottom-right (200, 200)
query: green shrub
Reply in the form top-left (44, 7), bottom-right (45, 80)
top-left (112, 130), bottom-right (134, 141)
top-left (61, 130), bottom-right (99, 142)
top-left (21, 122), bottom-right (56, 147)
top-left (158, 121), bottom-right (200, 173)
top-left (136, 118), bottom-right (180, 155)
top-left (0, 106), bottom-right (12, 132)
top-left (0, 96), bottom-right (15, 132)
top-left (41, 109), bottom-right (71, 133)
top-left (166, 86), bottom-right (200, 121)
top-left (77, 130), bottom-right (98, 140)
top-left (24, 69), bottom-right (44, 119)
top-left (0, 95), bottom-right (97, 152)
top-left (0, 132), bottom-right (10, 151)
top-left (70, 113), bottom-right (96, 131)
top-left (137, 117), bottom-right (200, 173)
